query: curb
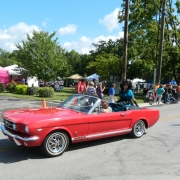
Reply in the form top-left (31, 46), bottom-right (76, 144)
top-left (139, 103), bottom-right (164, 108)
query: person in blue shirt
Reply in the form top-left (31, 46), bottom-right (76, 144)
top-left (109, 83), bottom-right (116, 103)
top-left (21, 78), bottom-right (25, 84)
top-left (118, 81), bottom-right (138, 107)
top-left (153, 84), bottom-right (165, 104)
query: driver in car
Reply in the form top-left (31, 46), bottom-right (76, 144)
top-left (100, 100), bottom-right (112, 113)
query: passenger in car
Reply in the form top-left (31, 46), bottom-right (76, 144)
top-left (118, 80), bottom-right (138, 107)
top-left (100, 100), bottom-right (112, 113)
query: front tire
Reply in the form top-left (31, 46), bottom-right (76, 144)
top-left (130, 120), bottom-right (145, 138)
top-left (40, 131), bottom-right (69, 157)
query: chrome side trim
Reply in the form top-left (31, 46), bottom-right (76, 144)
top-left (71, 129), bottom-right (132, 141)
top-left (0, 124), bottom-right (39, 141)
top-left (87, 129), bottom-right (132, 138)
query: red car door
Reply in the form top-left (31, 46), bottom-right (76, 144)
top-left (87, 111), bottom-right (132, 140)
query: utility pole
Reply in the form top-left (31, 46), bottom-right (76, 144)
top-left (156, 0), bottom-right (166, 83)
top-left (121, 0), bottom-right (129, 82)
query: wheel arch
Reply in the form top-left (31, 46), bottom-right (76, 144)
top-left (140, 119), bottom-right (148, 129)
top-left (41, 127), bottom-right (73, 145)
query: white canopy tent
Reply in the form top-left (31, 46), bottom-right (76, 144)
top-left (85, 73), bottom-right (100, 81)
top-left (4, 65), bottom-right (21, 75)
top-left (4, 64), bottom-right (38, 87)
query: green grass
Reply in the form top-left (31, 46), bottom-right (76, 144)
top-left (0, 88), bottom-right (76, 101)
top-left (0, 88), bottom-right (145, 103)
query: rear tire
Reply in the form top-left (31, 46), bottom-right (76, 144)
top-left (130, 120), bottom-right (145, 138)
top-left (40, 131), bottom-right (69, 157)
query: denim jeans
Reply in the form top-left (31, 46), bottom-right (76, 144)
top-left (164, 93), bottom-right (169, 103)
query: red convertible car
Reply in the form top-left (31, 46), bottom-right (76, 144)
top-left (0, 94), bottom-right (159, 157)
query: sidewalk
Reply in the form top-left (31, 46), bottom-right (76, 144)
top-left (139, 102), bottom-right (164, 108)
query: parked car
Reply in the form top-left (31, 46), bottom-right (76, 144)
top-left (0, 94), bottom-right (159, 157)
top-left (39, 81), bottom-right (45, 87)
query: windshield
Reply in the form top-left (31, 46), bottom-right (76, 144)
top-left (59, 94), bottom-right (100, 114)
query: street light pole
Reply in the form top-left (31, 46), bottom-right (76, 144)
top-left (122, 0), bottom-right (129, 82)
top-left (156, 0), bottom-right (166, 83)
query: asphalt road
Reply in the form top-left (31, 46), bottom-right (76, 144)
top-left (0, 96), bottom-right (180, 180)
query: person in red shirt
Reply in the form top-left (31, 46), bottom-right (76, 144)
top-left (80, 79), bottom-right (87, 94)
top-left (76, 79), bottom-right (87, 93)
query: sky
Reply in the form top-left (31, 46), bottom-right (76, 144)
top-left (0, 0), bottom-right (124, 54)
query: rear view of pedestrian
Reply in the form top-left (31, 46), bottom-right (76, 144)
top-left (86, 81), bottom-right (97, 96)
top-left (109, 83), bottom-right (116, 103)
top-left (97, 82), bottom-right (105, 99)
top-left (154, 84), bottom-right (165, 105)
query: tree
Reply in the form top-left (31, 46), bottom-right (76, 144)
top-left (87, 53), bottom-right (121, 81)
top-left (0, 48), bottom-right (17, 67)
top-left (13, 31), bottom-right (67, 82)
top-left (118, 0), bottom-right (180, 82)
top-left (88, 39), bottom-right (123, 81)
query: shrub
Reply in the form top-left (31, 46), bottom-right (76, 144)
top-left (38, 87), bottom-right (54, 97)
top-left (15, 84), bottom-right (28, 95)
top-left (6, 81), bottom-right (17, 93)
top-left (27, 86), bottom-right (39, 95)
top-left (0, 82), bottom-right (5, 92)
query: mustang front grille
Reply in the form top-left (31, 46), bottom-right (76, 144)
top-left (2, 117), bottom-right (17, 131)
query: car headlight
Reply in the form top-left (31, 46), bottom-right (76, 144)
top-left (1, 118), bottom-right (4, 126)
top-left (12, 123), bottom-right (17, 130)
top-left (25, 126), bottom-right (29, 134)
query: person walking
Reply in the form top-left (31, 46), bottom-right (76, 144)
top-left (154, 84), bottom-right (165, 105)
top-left (177, 83), bottom-right (180, 103)
top-left (164, 84), bottom-right (170, 104)
top-left (97, 82), bottom-right (105, 99)
top-left (109, 83), bottom-right (116, 103)
top-left (86, 81), bottom-right (97, 96)
top-left (75, 79), bottom-right (87, 94)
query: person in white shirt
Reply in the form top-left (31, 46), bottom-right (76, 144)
top-left (100, 100), bottom-right (112, 113)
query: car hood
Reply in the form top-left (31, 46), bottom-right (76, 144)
top-left (2, 107), bottom-right (82, 124)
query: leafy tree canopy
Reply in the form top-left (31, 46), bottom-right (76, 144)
top-left (12, 31), bottom-right (67, 82)
top-left (0, 48), bottom-right (17, 67)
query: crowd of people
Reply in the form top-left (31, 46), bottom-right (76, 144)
top-left (74, 78), bottom-right (180, 113)
top-left (152, 82), bottom-right (180, 104)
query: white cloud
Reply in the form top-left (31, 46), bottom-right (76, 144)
top-left (0, 22), bottom-right (124, 55)
top-left (0, 22), bottom-right (40, 52)
top-left (63, 32), bottom-right (124, 54)
top-left (59, 24), bottom-right (77, 35)
top-left (63, 36), bottom-right (92, 54)
top-left (42, 18), bottom-right (50, 27)
top-left (99, 8), bottom-right (120, 32)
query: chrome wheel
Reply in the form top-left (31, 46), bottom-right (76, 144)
top-left (47, 132), bottom-right (67, 154)
top-left (131, 120), bottom-right (145, 138)
top-left (41, 131), bottom-right (69, 157)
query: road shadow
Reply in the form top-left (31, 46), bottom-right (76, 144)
top-left (7, 99), bottom-right (22, 101)
top-left (171, 124), bottom-right (180, 126)
top-left (0, 139), bottom-right (45, 163)
top-left (0, 134), bottom-right (139, 163)
top-left (67, 134), bottom-right (133, 152)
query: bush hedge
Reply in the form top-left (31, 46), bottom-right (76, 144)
top-left (0, 82), bottom-right (5, 92)
top-left (38, 87), bottom-right (54, 97)
top-left (15, 84), bottom-right (28, 95)
top-left (6, 81), bottom-right (17, 93)
top-left (27, 87), bottom-right (39, 95)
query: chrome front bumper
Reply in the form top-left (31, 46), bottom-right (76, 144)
top-left (0, 124), bottom-right (39, 142)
